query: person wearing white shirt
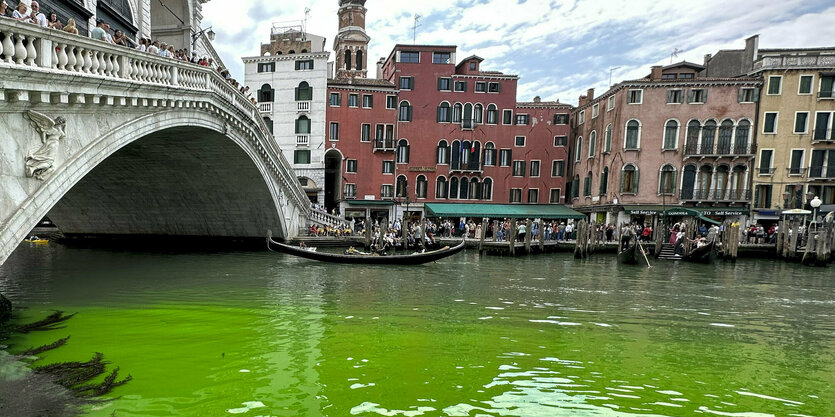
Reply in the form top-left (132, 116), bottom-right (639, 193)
top-left (30, 1), bottom-right (47, 27)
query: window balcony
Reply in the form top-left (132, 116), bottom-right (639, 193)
top-left (684, 143), bottom-right (756, 157)
top-left (373, 138), bottom-right (395, 152)
top-left (297, 101), bottom-right (311, 113)
top-left (258, 102), bottom-right (272, 114)
top-left (812, 129), bottom-right (833, 143)
top-left (757, 167), bottom-right (776, 176)
top-left (808, 165), bottom-right (835, 180)
top-left (786, 167), bottom-right (808, 177)
top-left (449, 164), bottom-right (483, 174)
top-left (296, 135), bottom-right (310, 146)
top-left (680, 188), bottom-right (751, 202)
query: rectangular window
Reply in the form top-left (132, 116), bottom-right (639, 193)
top-left (554, 114), bottom-right (569, 125)
top-left (819, 75), bottom-right (835, 98)
top-left (329, 122), bottom-right (339, 141)
top-left (362, 94), bottom-right (373, 108)
top-left (578, 110), bottom-right (585, 125)
top-left (739, 87), bottom-right (757, 103)
top-left (789, 149), bottom-right (804, 175)
top-left (432, 52), bottom-right (451, 64)
top-left (667, 89), bottom-right (683, 104)
top-left (527, 189), bottom-right (539, 203)
top-left (509, 188), bottom-right (522, 203)
top-left (554, 136), bottom-right (567, 146)
top-left (814, 112), bottom-right (834, 140)
top-left (592, 103), bottom-right (599, 118)
top-left (688, 88), bottom-right (707, 104)
top-left (399, 76), bottom-right (414, 90)
top-left (381, 184), bottom-right (394, 198)
top-left (488, 82), bottom-right (501, 93)
top-left (375, 124), bottom-right (384, 141)
top-left (257, 62), bottom-right (275, 72)
top-left (627, 89), bottom-right (643, 104)
top-left (361, 124), bottom-right (371, 142)
top-left (386, 95), bottom-right (397, 109)
top-left (759, 149), bottom-right (774, 175)
top-left (512, 161), bottom-right (525, 177)
top-left (385, 125), bottom-right (394, 142)
top-left (767, 75), bottom-right (782, 95)
top-left (551, 160), bottom-right (565, 177)
top-left (438, 77), bottom-right (452, 91)
top-left (515, 115), bottom-right (529, 125)
top-left (348, 94), bottom-right (359, 107)
top-left (754, 185), bottom-right (772, 208)
top-left (454, 81), bottom-right (467, 92)
top-left (346, 159), bottom-right (357, 173)
top-left (382, 160), bottom-right (394, 174)
top-left (475, 82), bottom-right (486, 92)
top-left (295, 60), bottom-right (314, 70)
top-left (515, 136), bottom-right (526, 147)
top-left (763, 112), bottom-right (778, 134)
top-left (502, 109), bottom-right (513, 125)
top-left (530, 160), bottom-right (540, 177)
top-left (399, 51), bottom-right (420, 63)
top-left (798, 75), bottom-right (814, 95)
top-left (329, 92), bottom-right (341, 106)
top-left (608, 95), bottom-right (615, 110)
top-left (549, 188), bottom-right (561, 204)
top-left (679, 73), bottom-right (694, 79)
top-left (794, 112), bottom-right (809, 134)
top-left (344, 183), bottom-right (357, 199)
top-left (293, 150), bottom-right (311, 164)
top-left (662, 73), bottom-right (676, 80)
top-left (499, 149), bottom-right (512, 166)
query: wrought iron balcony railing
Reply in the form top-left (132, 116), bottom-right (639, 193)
top-left (373, 138), bottom-right (395, 152)
top-left (683, 142), bottom-right (756, 157)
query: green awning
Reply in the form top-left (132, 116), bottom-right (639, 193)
top-left (623, 205), bottom-right (666, 215)
top-left (625, 205), bottom-right (748, 216)
top-left (662, 208), bottom-right (722, 225)
top-left (424, 203), bottom-right (585, 219)
top-left (345, 200), bottom-right (394, 206)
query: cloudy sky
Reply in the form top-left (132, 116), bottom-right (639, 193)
top-left (202, 0), bottom-right (835, 106)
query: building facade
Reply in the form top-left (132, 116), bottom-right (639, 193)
top-left (243, 25), bottom-right (330, 204)
top-left (570, 63), bottom-right (761, 227)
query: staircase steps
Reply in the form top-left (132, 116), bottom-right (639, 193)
top-left (657, 243), bottom-right (682, 260)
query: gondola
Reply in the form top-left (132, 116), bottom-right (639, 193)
top-left (682, 241), bottom-right (716, 263)
top-left (617, 241), bottom-right (640, 265)
top-left (266, 231), bottom-right (466, 265)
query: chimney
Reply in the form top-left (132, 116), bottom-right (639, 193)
top-left (703, 53), bottom-right (712, 66)
top-left (578, 93), bottom-right (589, 107)
top-left (533, 96), bottom-right (541, 103)
top-left (376, 58), bottom-right (384, 79)
top-left (743, 34), bottom-right (759, 73)
top-left (650, 65), bottom-right (663, 81)
top-left (586, 88), bottom-right (594, 101)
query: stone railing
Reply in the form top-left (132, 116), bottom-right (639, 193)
top-left (753, 54), bottom-right (835, 71)
top-left (0, 19), bottom-right (315, 225)
top-left (308, 209), bottom-right (348, 228)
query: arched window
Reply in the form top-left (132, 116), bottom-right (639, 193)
top-left (437, 102), bottom-right (451, 123)
top-left (397, 139), bottom-right (410, 163)
top-left (599, 167), bottom-right (609, 195)
top-left (452, 103), bottom-right (463, 123)
top-left (461, 141), bottom-right (471, 166)
top-left (416, 175), bottom-right (428, 198)
top-left (717, 119), bottom-right (734, 154)
top-left (436, 176), bottom-right (448, 199)
top-left (604, 124), bottom-right (612, 153)
top-left (685, 120), bottom-right (701, 154)
top-left (588, 131), bottom-right (597, 158)
top-left (663, 120), bottom-right (679, 150)
top-left (459, 177), bottom-right (469, 199)
top-left (625, 120), bottom-right (641, 149)
top-left (463, 103), bottom-right (473, 129)
top-left (295, 115), bottom-right (310, 134)
top-left (399, 101), bottom-right (412, 121)
top-left (449, 177), bottom-right (459, 199)
top-left (583, 171), bottom-right (593, 196)
top-left (356, 50), bottom-right (363, 71)
top-left (258, 83), bottom-right (274, 102)
top-left (481, 178), bottom-right (493, 200)
top-left (469, 178), bottom-right (480, 199)
top-left (486, 104), bottom-right (498, 124)
top-left (474, 104), bottom-right (484, 125)
top-left (295, 81), bottom-right (312, 101)
top-left (659, 164), bottom-right (676, 195)
top-left (437, 140), bottom-right (450, 164)
top-left (701, 120), bottom-right (716, 154)
top-left (681, 164), bottom-right (697, 199)
top-left (714, 165), bottom-right (729, 199)
top-left (729, 165), bottom-right (748, 200)
top-left (621, 164), bottom-right (639, 194)
top-left (451, 140), bottom-right (461, 170)
top-left (575, 137), bottom-right (582, 162)
top-left (483, 142), bottom-right (496, 166)
top-left (734, 120), bottom-right (751, 154)
top-left (345, 50), bottom-right (352, 70)
top-left (396, 175), bottom-right (408, 197)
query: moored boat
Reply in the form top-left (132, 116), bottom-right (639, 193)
top-left (682, 241), bottom-right (716, 263)
top-left (617, 241), bottom-right (640, 265)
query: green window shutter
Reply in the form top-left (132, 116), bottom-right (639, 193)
top-left (309, 60), bottom-right (314, 70)
top-left (754, 186), bottom-right (761, 207)
top-left (738, 88), bottom-right (744, 102)
top-left (703, 89), bottom-right (709, 102)
top-left (438, 78), bottom-right (443, 90)
top-left (687, 90), bottom-right (695, 103)
top-left (437, 106), bottom-right (443, 122)
top-left (368, 96), bottom-right (373, 107)
top-left (410, 78), bottom-right (415, 90)
top-left (753, 88), bottom-right (760, 102)
top-left (294, 87), bottom-right (299, 101)
top-left (765, 185), bottom-right (772, 208)
top-left (667, 90), bottom-right (673, 103)
top-left (295, 61), bottom-right (300, 70)
top-left (632, 170), bottom-right (640, 194)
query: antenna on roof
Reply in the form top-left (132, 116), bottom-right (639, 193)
top-left (413, 14), bottom-right (421, 44)
top-left (608, 66), bottom-right (621, 87)
top-left (303, 7), bottom-right (311, 39)
top-left (670, 48), bottom-right (682, 64)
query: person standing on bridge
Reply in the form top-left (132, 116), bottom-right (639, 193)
top-left (1, 1), bottom-right (12, 18)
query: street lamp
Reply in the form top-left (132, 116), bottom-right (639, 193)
top-left (191, 26), bottom-right (215, 51)
top-left (810, 196), bottom-right (822, 230)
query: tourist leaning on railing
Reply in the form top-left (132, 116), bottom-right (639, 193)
top-left (0, 0), bottom-right (10, 18)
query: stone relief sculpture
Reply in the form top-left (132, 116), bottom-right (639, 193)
top-left (24, 110), bottom-right (67, 180)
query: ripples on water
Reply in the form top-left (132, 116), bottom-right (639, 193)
top-left (0, 243), bottom-right (833, 416)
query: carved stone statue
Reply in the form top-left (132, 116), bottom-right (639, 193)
top-left (24, 110), bottom-right (66, 180)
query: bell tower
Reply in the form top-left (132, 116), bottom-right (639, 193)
top-left (333, 0), bottom-right (370, 79)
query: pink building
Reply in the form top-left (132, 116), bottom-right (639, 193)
top-left (570, 62), bottom-right (762, 227)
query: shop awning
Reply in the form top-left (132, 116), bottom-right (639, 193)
top-left (424, 203), bottom-right (585, 219)
top-left (623, 205), bottom-right (666, 215)
top-left (625, 205), bottom-right (748, 216)
top-left (661, 207), bottom-right (722, 225)
top-left (345, 200), bottom-right (394, 206)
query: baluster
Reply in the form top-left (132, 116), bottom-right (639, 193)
top-left (82, 49), bottom-right (92, 73)
top-left (57, 43), bottom-right (68, 70)
top-left (25, 36), bottom-right (36, 66)
top-left (113, 56), bottom-right (121, 78)
top-left (89, 50), bottom-right (99, 74)
top-left (105, 53), bottom-right (114, 76)
top-left (141, 61), bottom-right (149, 82)
top-left (51, 43), bottom-right (58, 69)
top-left (98, 52), bottom-right (107, 75)
top-left (2, 32), bottom-right (14, 63)
top-left (74, 47), bottom-right (84, 72)
top-left (14, 34), bottom-right (27, 65)
top-left (66, 45), bottom-right (76, 71)
top-left (0, 32), bottom-right (4, 61)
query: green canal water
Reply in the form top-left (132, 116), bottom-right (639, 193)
top-left (0, 243), bottom-right (833, 416)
